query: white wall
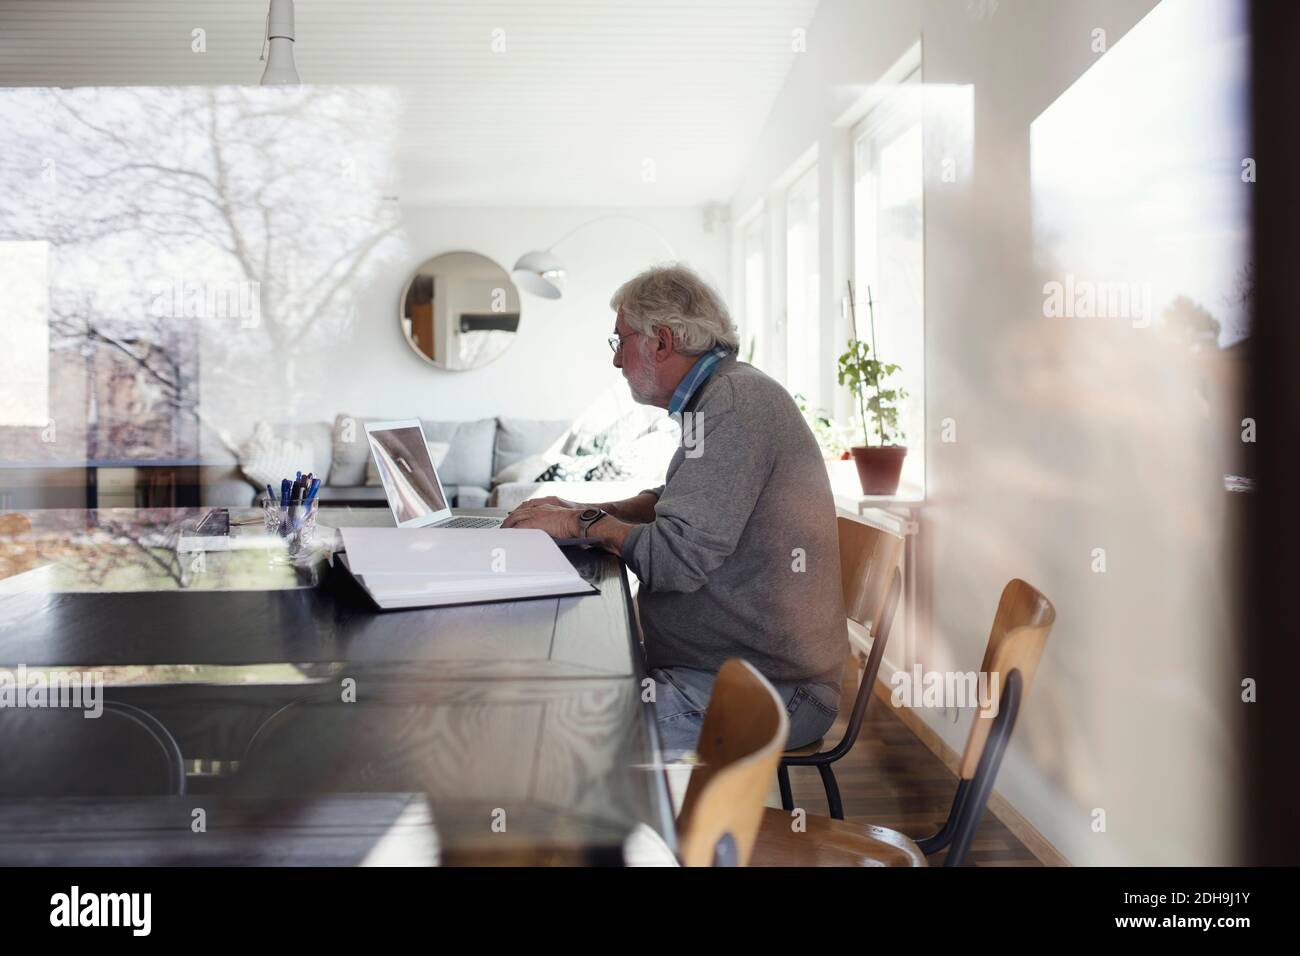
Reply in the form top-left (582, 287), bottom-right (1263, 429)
top-left (198, 204), bottom-right (729, 460)
top-left (733, 0), bottom-right (1241, 865)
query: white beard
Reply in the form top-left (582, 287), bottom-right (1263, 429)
top-left (626, 372), bottom-right (657, 405)
top-left (623, 344), bottom-right (661, 405)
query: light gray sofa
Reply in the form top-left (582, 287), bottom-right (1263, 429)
top-left (200, 416), bottom-right (571, 509)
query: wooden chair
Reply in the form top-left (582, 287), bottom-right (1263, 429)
top-left (778, 516), bottom-right (905, 819)
top-left (752, 578), bottom-right (1055, 867)
top-left (676, 659), bottom-right (790, 866)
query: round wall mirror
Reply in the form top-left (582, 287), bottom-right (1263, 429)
top-left (399, 251), bottom-right (522, 371)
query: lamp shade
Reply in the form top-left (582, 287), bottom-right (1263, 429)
top-left (260, 0), bottom-right (300, 85)
top-left (511, 249), bottom-right (566, 299)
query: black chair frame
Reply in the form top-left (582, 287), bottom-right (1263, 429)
top-left (915, 667), bottom-right (1024, 866)
top-left (778, 568), bottom-right (902, 819)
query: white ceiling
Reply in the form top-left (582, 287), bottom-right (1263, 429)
top-left (0, 0), bottom-right (821, 206)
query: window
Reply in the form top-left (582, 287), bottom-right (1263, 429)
top-left (0, 241), bottom-right (50, 427)
top-left (737, 208), bottom-right (767, 367)
top-left (853, 67), bottom-right (924, 491)
top-left (784, 162), bottom-right (820, 405)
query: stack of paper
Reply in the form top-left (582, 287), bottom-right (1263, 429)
top-left (337, 527), bottom-right (598, 610)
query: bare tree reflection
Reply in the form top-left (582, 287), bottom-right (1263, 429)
top-left (0, 85), bottom-right (405, 463)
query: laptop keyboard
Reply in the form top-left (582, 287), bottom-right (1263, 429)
top-left (437, 516), bottom-right (502, 529)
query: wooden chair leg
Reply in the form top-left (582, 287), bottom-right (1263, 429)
top-left (777, 764), bottom-right (794, 811)
top-left (818, 764), bottom-right (844, 819)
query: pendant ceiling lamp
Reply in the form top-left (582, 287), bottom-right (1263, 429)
top-left (260, 0), bottom-right (300, 85)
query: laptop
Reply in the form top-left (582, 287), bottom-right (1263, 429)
top-left (364, 419), bottom-right (502, 530)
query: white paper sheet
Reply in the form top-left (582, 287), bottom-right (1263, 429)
top-left (338, 527), bottom-right (595, 609)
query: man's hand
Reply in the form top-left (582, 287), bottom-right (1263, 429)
top-left (500, 499), bottom-right (583, 539)
top-left (522, 495), bottom-right (581, 510)
top-left (525, 492), bottom-right (661, 524)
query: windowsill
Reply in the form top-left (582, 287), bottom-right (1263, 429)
top-left (825, 458), bottom-right (925, 512)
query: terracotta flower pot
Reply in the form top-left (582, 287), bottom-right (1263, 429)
top-left (849, 445), bottom-right (907, 495)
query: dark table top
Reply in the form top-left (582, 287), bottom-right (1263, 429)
top-left (0, 793), bottom-right (678, 866)
top-left (0, 543), bottom-right (636, 677)
top-left (0, 507), bottom-right (675, 864)
top-left (0, 507), bottom-right (636, 677)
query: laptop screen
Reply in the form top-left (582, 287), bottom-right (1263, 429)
top-left (365, 422), bottom-right (449, 526)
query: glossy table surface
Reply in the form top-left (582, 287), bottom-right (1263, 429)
top-left (0, 507), bottom-right (675, 864)
top-left (0, 794), bottom-right (678, 866)
top-left (0, 507), bottom-right (637, 676)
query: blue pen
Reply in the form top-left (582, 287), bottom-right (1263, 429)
top-left (306, 477), bottom-right (321, 502)
top-left (280, 478), bottom-right (291, 509)
top-left (266, 483), bottom-right (275, 503)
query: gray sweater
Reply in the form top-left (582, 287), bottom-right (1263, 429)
top-left (623, 355), bottom-right (847, 685)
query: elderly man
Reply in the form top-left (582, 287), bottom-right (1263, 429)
top-left (503, 265), bottom-right (846, 758)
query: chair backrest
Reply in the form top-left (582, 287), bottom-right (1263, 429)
top-left (0, 701), bottom-right (185, 797)
top-left (676, 660), bottom-right (789, 867)
top-left (810, 518), bottom-right (905, 758)
top-left (838, 516), bottom-right (905, 635)
top-left (957, 578), bottom-right (1056, 780)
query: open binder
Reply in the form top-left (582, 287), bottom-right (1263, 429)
top-left (337, 527), bottom-right (599, 610)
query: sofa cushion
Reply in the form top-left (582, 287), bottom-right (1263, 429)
top-left (615, 418), bottom-right (680, 479)
top-left (535, 453), bottom-right (629, 483)
top-left (493, 417), bottom-right (571, 477)
top-left (327, 414), bottom-right (377, 487)
top-left (420, 418), bottom-right (496, 490)
top-left (561, 387), bottom-right (666, 457)
top-left (200, 466), bottom-right (264, 507)
top-left (237, 421), bottom-right (330, 491)
top-left (456, 485), bottom-right (491, 509)
top-left (492, 453), bottom-right (553, 486)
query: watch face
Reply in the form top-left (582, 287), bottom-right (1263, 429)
top-left (579, 508), bottom-right (601, 521)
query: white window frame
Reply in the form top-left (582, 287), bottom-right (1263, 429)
top-left (0, 240), bottom-right (51, 428)
top-left (850, 63), bottom-right (925, 496)
top-left (734, 201), bottom-right (767, 369)
top-left (783, 158), bottom-right (821, 408)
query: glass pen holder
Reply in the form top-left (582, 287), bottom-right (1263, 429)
top-left (262, 495), bottom-right (319, 557)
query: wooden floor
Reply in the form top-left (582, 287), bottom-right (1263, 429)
top-left (781, 667), bottom-right (1045, 867)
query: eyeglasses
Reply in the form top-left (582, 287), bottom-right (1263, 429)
top-left (608, 332), bottom-right (637, 354)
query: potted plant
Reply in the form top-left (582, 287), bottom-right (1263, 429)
top-left (794, 393), bottom-right (849, 460)
top-left (837, 281), bottom-right (908, 494)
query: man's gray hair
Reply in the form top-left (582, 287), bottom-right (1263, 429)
top-left (610, 264), bottom-right (739, 354)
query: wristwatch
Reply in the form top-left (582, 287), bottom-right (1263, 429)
top-left (577, 507), bottom-right (609, 539)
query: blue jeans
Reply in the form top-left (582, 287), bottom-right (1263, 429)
top-left (650, 665), bottom-right (840, 763)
